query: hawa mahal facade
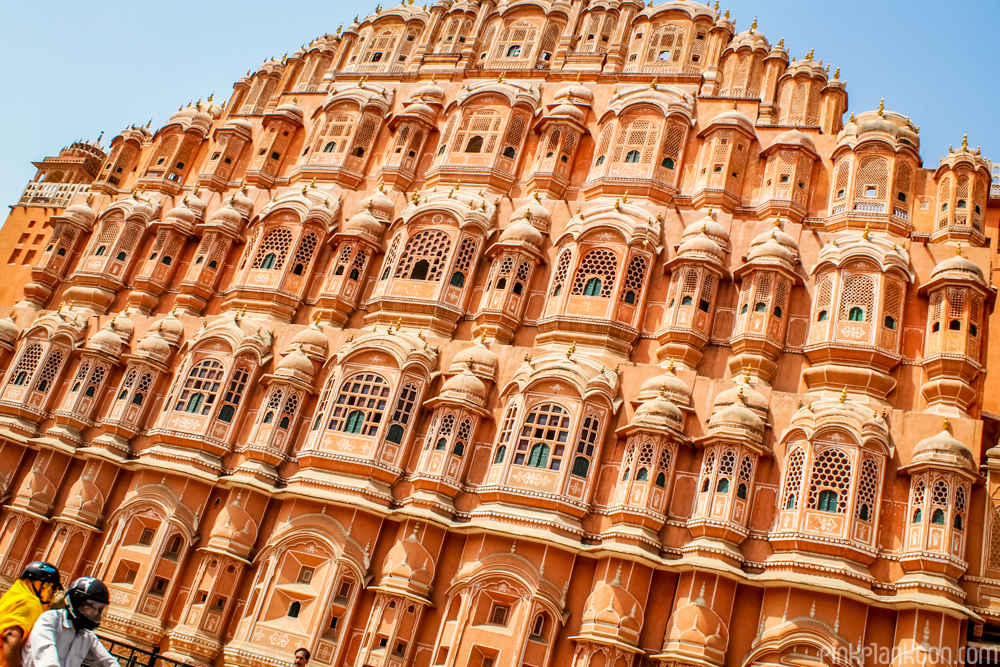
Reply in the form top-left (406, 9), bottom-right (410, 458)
top-left (3, 1), bottom-right (1000, 665)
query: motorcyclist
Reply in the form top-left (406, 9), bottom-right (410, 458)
top-left (0, 562), bottom-right (62, 667)
top-left (21, 577), bottom-right (120, 667)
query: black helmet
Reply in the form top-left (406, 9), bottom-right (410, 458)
top-left (20, 562), bottom-right (62, 588)
top-left (65, 577), bottom-right (110, 631)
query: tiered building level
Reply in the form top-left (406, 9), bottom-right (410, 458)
top-left (3, 1), bottom-right (1000, 666)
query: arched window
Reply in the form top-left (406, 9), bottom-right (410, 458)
top-left (839, 274), bottom-right (874, 323)
top-left (502, 146), bottom-right (517, 159)
top-left (515, 403), bottom-right (570, 470)
top-left (817, 489), bottom-right (839, 513)
top-left (913, 508), bottom-right (922, 523)
top-left (549, 249), bottom-right (572, 297)
top-left (807, 448), bottom-right (851, 514)
top-left (386, 382), bottom-right (418, 445)
top-left (252, 228), bottom-right (295, 271)
top-left (716, 477), bottom-right (730, 493)
top-left (9, 343), bottom-right (42, 387)
top-left (395, 229), bottom-right (453, 282)
top-left (174, 359), bottom-right (225, 416)
top-left (328, 372), bottom-right (390, 437)
top-left (494, 445), bottom-right (506, 464)
top-left (848, 307), bottom-right (864, 321)
top-left (931, 508), bottom-right (946, 525)
top-left (323, 141), bottom-right (337, 153)
top-left (571, 249), bottom-right (618, 298)
top-left (782, 448), bottom-right (805, 511)
top-left (625, 150), bottom-right (641, 163)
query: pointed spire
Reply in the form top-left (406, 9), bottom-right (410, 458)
top-left (750, 17), bottom-right (757, 31)
top-left (877, 98), bottom-right (885, 117)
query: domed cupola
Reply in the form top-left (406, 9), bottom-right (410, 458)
top-left (829, 101), bottom-right (921, 236)
top-left (449, 336), bottom-right (498, 383)
top-left (897, 418), bottom-right (980, 596)
top-left (692, 107), bottom-right (757, 212)
top-left (758, 128), bottom-right (820, 222)
top-left (931, 135), bottom-right (992, 245)
top-left (657, 210), bottom-right (728, 369)
top-left (578, 563), bottom-right (645, 648)
top-left (289, 320), bottom-right (329, 362)
top-left (382, 82), bottom-right (442, 191)
top-left (917, 244), bottom-right (995, 416)
top-left (730, 217), bottom-right (803, 383)
top-left (0, 313), bottom-right (20, 352)
top-left (476, 197), bottom-right (548, 344)
top-left (636, 360), bottom-right (693, 410)
top-left (529, 81), bottom-right (592, 198)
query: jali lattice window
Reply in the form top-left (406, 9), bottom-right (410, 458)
top-left (395, 230), bottom-right (453, 281)
top-left (621, 255), bottom-right (647, 304)
top-left (450, 238), bottom-right (478, 288)
top-left (782, 448), bottom-right (805, 510)
top-left (571, 249), bottom-right (617, 297)
top-left (855, 458), bottom-right (879, 522)
top-left (807, 448), bottom-right (851, 513)
top-left (9, 343), bottom-right (43, 386)
top-left (515, 403), bottom-right (570, 470)
top-left (329, 372), bottom-right (389, 437)
top-left (550, 249), bottom-right (572, 296)
top-left (253, 228), bottom-right (294, 270)
top-left (175, 359), bottom-right (225, 416)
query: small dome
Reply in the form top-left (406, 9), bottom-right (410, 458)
top-left (747, 237), bottom-right (794, 263)
top-left (499, 220), bottom-right (544, 247)
top-left (343, 208), bottom-right (383, 240)
top-left (676, 232), bottom-right (724, 261)
top-left (163, 199), bottom-right (197, 229)
top-left (403, 101), bottom-right (435, 119)
top-left (770, 128), bottom-right (818, 153)
top-left (87, 326), bottom-right (122, 355)
top-left (136, 330), bottom-right (171, 358)
top-left (709, 392), bottom-right (764, 432)
top-left (634, 394), bottom-right (684, 426)
top-left (930, 253), bottom-right (986, 284)
top-left (554, 82), bottom-right (593, 104)
top-left (411, 80), bottom-right (445, 105)
top-left (0, 315), bottom-right (19, 346)
top-left (63, 200), bottom-right (96, 225)
top-left (682, 211), bottom-right (730, 249)
top-left (549, 103), bottom-right (585, 122)
top-left (224, 117), bottom-right (254, 133)
top-left (728, 28), bottom-right (770, 52)
top-left (913, 428), bottom-right (975, 471)
top-left (511, 198), bottom-right (550, 227)
top-left (441, 369), bottom-right (487, 400)
top-left (714, 378), bottom-right (768, 417)
top-left (153, 311), bottom-right (185, 345)
top-left (704, 109), bottom-right (755, 136)
top-left (451, 339), bottom-right (498, 379)
top-left (276, 346), bottom-right (316, 374)
top-left (274, 100), bottom-right (304, 123)
top-left (208, 200), bottom-right (243, 229)
top-left (638, 366), bottom-right (692, 408)
top-left (291, 322), bottom-right (329, 357)
top-left (361, 186), bottom-right (394, 221)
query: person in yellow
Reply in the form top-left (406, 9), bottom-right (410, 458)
top-left (0, 563), bottom-right (62, 667)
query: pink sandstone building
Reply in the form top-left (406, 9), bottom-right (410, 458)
top-left (2, 1), bottom-right (1000, 665)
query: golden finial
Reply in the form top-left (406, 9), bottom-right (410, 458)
top-left (804, 47), bottom-right (814, 60)
top-left (724, 8), bottom-right (730, 19)
top-left (411, 189), bottom-right (420, 205)
top-left (737, 385), bottom-right (745, 400)
top-left (566, 342), bottom-right (576, 358)
top-left (777, 37), bottom-right (784, 48)
top-left (849, 111), bottom-right (855, 123)
top-left (667, 359), bottom-right (675, 372)
top-left (660, 383), bottom-right (668, 398)
top-left (576, 72), bottom-right (582, 83)
top-left (336, 24), bottom-right (342, 36)
top-left (622, 190), bottom-right (629, 203)
top-left (834, 67), bottom-right (840, 80)
top-left (956, 242), bottom-right (963, 257)
top-left (57, 301), bottom-right (64, 314)
top-left (313, 310), bottom-right (322, 324)
top-left (358, 75), bottom-right (368, 87)
top-left (943, 416), bottom-right (950, 431)
top-left (774, 213), bottom-right (782, 227)
top-left (237, 305), bottom-right (247, 320)
top-left (498, 71), bottom-right (506, 83)
top-left (713, 0), bottom-right (719, 9)
top-left (862, 222), bottom-right (870, 240)
top-left (825, 63), bottom-right (830, 73)
top-left (524, 352), bottom-right (532, 364)
top-left (614, 199), bottom-right (621, 211)
top-left (839, 388), bottom-right (847, 403)
top-left (466, 359), bottom-right (474, 371)
top-left (479, 329), bottom-right (487, 344)
top-left (750, 17), bottom-right (757, 31)
top-left (962, 133), bottom-right (969, 151)
top-left (367, 201), bottom-right (375, 213)
top-left (649, 77), bottom-right (658, 90)
top-left (877, 98), bottom-right (885, 117)
top-left (85, 193), bottom-right (93, 206)
top-left (743, 367), bottom-right (751, 383)
top-left (395, 317), bottom-right (402, 332)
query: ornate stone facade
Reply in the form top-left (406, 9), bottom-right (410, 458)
top-left (2, 1), bottom-right (1000, 666)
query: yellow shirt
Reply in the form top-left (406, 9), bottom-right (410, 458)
top-left (0, 580), bottom-right (45, 667)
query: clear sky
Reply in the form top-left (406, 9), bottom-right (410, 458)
top-left (1, 0), bottom-right (997, 209)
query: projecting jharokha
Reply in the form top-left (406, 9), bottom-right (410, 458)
top-left (3, 0), bottom-right (1000, 666)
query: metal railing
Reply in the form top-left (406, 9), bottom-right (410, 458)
top-left (89, 635), bottom-right (197, 667)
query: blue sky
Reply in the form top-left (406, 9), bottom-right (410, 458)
top-left (1, 0), bottom-right (996, 209)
